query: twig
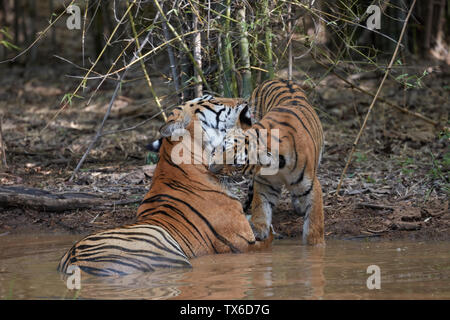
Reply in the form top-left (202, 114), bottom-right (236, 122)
top-left (336, 0), bottom-right (417, 195)
top-left (70, 27), bottom-right (153, 181)
top-left (356, 203), bottom-right (395, 211)
top-left (127, 4), bottom-right (167, 121)
top-left (430, 209), bottom-right (449, 218)
top-left (69, 72), bottom-right (126, 181)
top-left (294, 1), bottom-right (404, 48)
top-left (366, 227), bottom-right (388, 234)
top-left (311, 55), bottom-right (439, 127)
top-left (41, 0), bottom-right (138, 134)
top-left (0, 115), bottom-right (7, 168)
top-left (99, 105), bottom-right (173, 137)
top-left (0, 0), bottom-right (76, 64)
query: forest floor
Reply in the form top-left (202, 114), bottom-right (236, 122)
top-left (0, 56), bottom-right (448, 242)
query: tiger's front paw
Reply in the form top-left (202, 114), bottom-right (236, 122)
top-left (250, 221), bottom-right (270, 241)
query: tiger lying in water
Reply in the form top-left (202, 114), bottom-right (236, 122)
top-left (210, 79), bottom-right (325, 245)
top-left (58, 96), bottom-right (272, 276)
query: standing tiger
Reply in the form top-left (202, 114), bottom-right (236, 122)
top-left (58, 95), bottom-right (271, 276)
top-left (211, 79), bottom-right (325, 245)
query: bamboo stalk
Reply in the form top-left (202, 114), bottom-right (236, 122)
top-left (81, 0), bottom-right (89, 68)
top-left (192, 2), bottom-right (203, 97)
top-left (161, 5), bottom-right (181, 102)
top-left (221, 35), bottom-right (233, 97)
top-left (250, 16), bottom-right (260, 88)
top-left (237, 4), bottom-right (252, 98)
top-left (224, 0), bottom-right (238, 97)
top-left (263, 0), bottom-right (274, 80)
top-left (336, 0), bottom-right (417, 195)
top-left (152, 0), bottom-right (212, 93)
top-left (217, 35), bottom-right (227, 96)
top-left (287, 2), bottom-right (293, 80)
top-left (180, 47), bottom-right (192, 101)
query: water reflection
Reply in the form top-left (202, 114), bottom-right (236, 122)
top-left (69, 242), bottom-right (327, 299)
top-left (0, 234), bottom-right (449, 299)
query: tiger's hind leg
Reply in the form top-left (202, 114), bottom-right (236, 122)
top-left (290, 177), bottom-right (324, 245)
top-left (249, 176), bottom-right (281, 241)
top-left (302, 177), bottom-right (324, 245)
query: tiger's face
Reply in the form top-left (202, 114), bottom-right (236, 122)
top-left (159, 95), bottom-right (251, 162)
top-left (209, 127), bottom-right (276, 176)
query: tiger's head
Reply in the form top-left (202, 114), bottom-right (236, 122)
top-left (209, 126), bottom-right (278, 177)
top-left (157, 95), bottom-right (252, 165)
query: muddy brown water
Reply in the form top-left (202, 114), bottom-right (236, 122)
top-left (0, 233), bottom-right (448, 299)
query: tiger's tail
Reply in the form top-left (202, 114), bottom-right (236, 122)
top-left (57, 224), bottom-right (191, 276)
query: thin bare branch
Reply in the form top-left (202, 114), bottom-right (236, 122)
top-left (336, 0), bottom-right (417, 195)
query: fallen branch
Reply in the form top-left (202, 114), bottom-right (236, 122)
top-left (0, 186), bottom-right (104, 212)
top-left (0, 186), bottom-right (140, 212)
top-left (336, 0), bottom-right (417, 195)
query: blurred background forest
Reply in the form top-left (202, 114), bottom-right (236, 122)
top-left (0, 0), bottom-right (448, 239)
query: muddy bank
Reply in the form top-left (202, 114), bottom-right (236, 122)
top-left (0, 179), bottom-right (448, 241)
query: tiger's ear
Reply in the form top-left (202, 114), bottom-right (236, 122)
top-left (238, 103), bottom-right (252, 129)
top-left (146, 138), bottom-right (162, 152)
top-left (159, 112), bottom-right (191, 137)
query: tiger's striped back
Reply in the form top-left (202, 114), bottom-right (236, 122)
top-left (57, 225), bottom-right (190, 276)
top-left (251, 79), bottom-right (310, 117)
top-left (251, 79), bottom-right (324, 165)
